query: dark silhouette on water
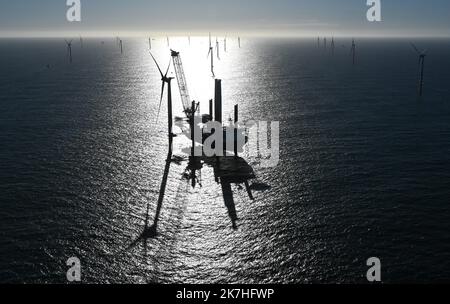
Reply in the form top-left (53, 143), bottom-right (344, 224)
top-left (221, 180), bottom-right (238, 229)
top-left (65, 39), bottom-right (73, 63)
top-left (126, 152), bottom-right (175, 252)
top-left (411, 42), bottom-right (427, 97)
top-left (205, 156), bottom-right (256, 229)
top-left (331, 37), bottom-right (335, 55)
top-left (143, 154), bottom-right (173, 239)
top-left (350, 38), bottom-right (356, 65)
top-left (249, 182), bottom-right (271, 191)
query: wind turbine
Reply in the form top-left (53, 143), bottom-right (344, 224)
top-left (331, 37), bottom-right (335, 55)
top-left (411, 43), bottom-right (427, 97)
top-left (65, 39), bottom-right (73, 63)
top-left (350, 39), bottom-right (356, 65)
top-left (224, 35), bottom-right (227, 52)
top-left (238, 37), bottom-right (241, 48)
top-left (207, 33), bottom-right (215, 77)
top-left (149, 52), bottom-right (174, 155)
top-left (119, 39), bottom-right (123, 54)
top-left (166, 36), bottom-right (170, 47)
top-left (149, 37), bottom-right (152, 50)
top-left (216, 37), bottom-right (220, 60)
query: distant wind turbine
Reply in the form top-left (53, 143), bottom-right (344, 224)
top-left (119, 39), bottom-right (123, 54)
top-left (216, 37), bottom-right (220, 60)
top-left (350, 39), bottom-right (356, 65)
top-left (224, 36), bottom-right (227, 52)
top-left (65, 39), bottom-right (73, 63)
top-left (331, 37), bottom-right (335, 55)
top-left (166, 36), bottom-right (170, 47)
top-left (207, 33), bottom-right (215, 77)
top-left (411, 43), bottom-right (428, 97)
top-left (238, 37), bottom-right (241, 48)
top-left (149, 37), bottom-right (152, 50)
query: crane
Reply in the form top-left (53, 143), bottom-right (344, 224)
top-left (171, 50), bottom-right (198, 119)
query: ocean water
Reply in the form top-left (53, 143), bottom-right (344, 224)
top-left (1, 37), bottom-right (450, 283)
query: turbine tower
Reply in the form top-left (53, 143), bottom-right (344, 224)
top-left (207, 33), bottom-right (215, 77)
top-left (224, 36), bottom-right (227, 52)
top-left (119, 39), bottom-right (123, 54)
top-left (238, 37), bottom-right (241, 48)
top-left (65, 39), bottom-right (73, 63)
top-left (149, 52), bottom-right (174, 156)
top-left (411, 43), bottom-right (427, 97)
top-left (149, 37), bottom-right (152, 50)
top-left (166, 36), bottom-right (170, 47)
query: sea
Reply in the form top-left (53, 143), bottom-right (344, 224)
top-left (1, 37), bottom-right (450, 283)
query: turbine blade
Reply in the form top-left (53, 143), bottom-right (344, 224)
top-left (164, 60), bottom-right (171, 77)
top-left (410, 43), bottom-right (421, 55)
top-left (149, 52), bottom-right (164, 77)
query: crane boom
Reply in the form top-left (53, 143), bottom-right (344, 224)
top-left (171, 50), bottom-right (192, 115)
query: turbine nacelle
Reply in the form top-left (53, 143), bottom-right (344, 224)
top-left (411, 43), bottom-right (427, 57)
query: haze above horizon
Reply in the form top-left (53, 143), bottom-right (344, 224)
top-left (1, 0), bottom-right (449, 37)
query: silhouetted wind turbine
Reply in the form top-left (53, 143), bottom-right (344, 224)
top-left (216, 37), bottom-right (220, 60)
top-left (350, 39), bottom-right (356, 65)
top-left (149, 37), bottom-right (152, 50)
top-left (207, 33), bottom-right (215, 77)
top-left (119, 39), bottom-right (123, 54)
top-left (331, 37), bottom-right (335, 55)
top-left (238, 37), bottom-right (241, 48)
top-left (149, 52), bottom-right (174, 155)
top-left (411, 43), bottom-right (427, 97)
top-left (65, 39), bottom-right (73, 63)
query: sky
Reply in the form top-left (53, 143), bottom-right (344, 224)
top-left (1, 0), bottom-right (450, 37)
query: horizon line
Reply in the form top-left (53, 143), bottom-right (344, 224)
top-left (1, 33), bottom-right (450, 39)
